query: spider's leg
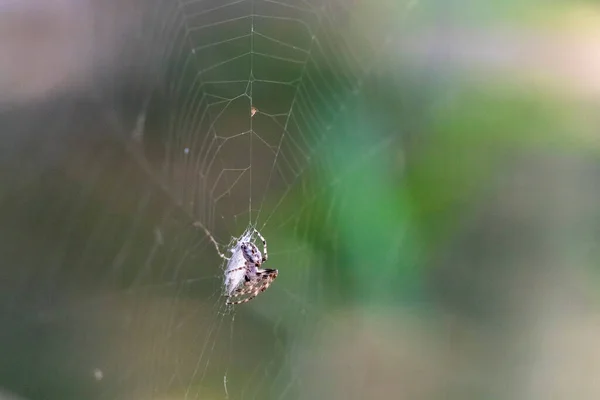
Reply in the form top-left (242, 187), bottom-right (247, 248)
top-left (232, 281), bottom-right (258, 296)
top-left (224, 266), bottom-right (246, 274)
top-left (193, 221), bottom-right (229, 260)
top-left (227, 283), bottom-right (258, 303)
top-left (255, 268), bottom-right (277, 277)
top-left (228, 281), bottom-right (268, 304)
top-left (227, 270), bottom-right (278, 305)
top-left (253, 228), bottom-right (268, 262)
top-left (227, 294), bottom-right (258, 305)
top-left (225, 260), bottom-right (254, 276)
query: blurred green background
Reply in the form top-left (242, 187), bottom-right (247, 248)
top-left (0, 0), bottom-right (600, 399)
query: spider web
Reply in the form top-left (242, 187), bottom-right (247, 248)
top-left (141, 2), bottom-right (402, 396)
top-left (0, 1), bottom-right (413, 399)
top-left (107, 1), bottom-right (408, 398)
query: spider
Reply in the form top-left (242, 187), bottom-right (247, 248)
top-left (224, 229), bottom-right (278, 305)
